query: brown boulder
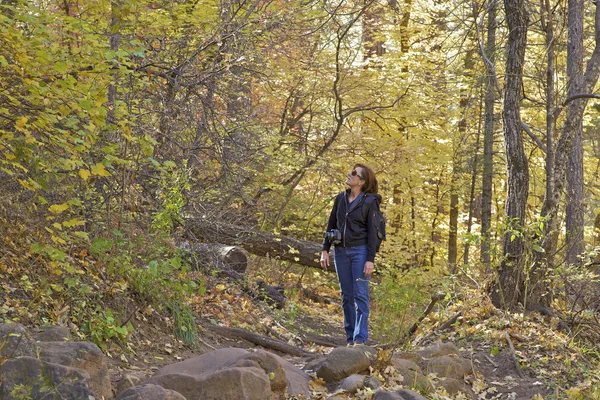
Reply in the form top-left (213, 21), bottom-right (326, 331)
top-left (427, 355), bottom-right (472, 379)
top-left (116, 373), bottom-right (143, 395)
top-left (0, 323), bottom-right (37, 359)
top-left (316, 346), bottom-right (371, 383)
top-left (149, 366), bottom-right (271, 400)
top-left (38, 341), bottom-right (112, 399)
top-left (33, 326), bottom-right (72, 342)
top-left (390, 358), bottom-right (433, 393)
top-left (0, 356), bottom-right (94, 400)
top-left (115, 384), bottom-right (186, 400)
top-left (150, 348), bottom-right (310, 398)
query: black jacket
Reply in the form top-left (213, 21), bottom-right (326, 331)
top-left (322, 189), bottom-right (382, 262)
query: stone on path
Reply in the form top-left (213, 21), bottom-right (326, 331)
top-left (316, 346), bottom-right (371, 383)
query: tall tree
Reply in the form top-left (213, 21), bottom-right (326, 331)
top-left (480, 0), bottom-right (496, 268)
top-left (492, 0), bottom-right (529, 309)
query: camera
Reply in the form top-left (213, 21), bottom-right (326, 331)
top-left (324, 229), bottom-right (342, 245)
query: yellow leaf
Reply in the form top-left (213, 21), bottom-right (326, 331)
top-left (91, 163), bottom-right (111, 177)
top-left (63, 219), bottom-right (85, 228)
top-left (49, 203), bottom-right (69, 214)
top-left (79, 169), bottom-right (91, 181)
top-left (15, 116), bottom-right (28, 132)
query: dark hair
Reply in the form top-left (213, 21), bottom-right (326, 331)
top-left (354, 163), bottom-right (378, 194)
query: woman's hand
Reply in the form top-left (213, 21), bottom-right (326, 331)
top-left (364, 261), bottom-right (374, 277)
top-left (320, 250), bottom-right (330, 270)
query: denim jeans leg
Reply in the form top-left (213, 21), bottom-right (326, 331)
top-left (334, 247), bottom-right (355, 343)
top-left (348, 245), bottom-right (370, 344)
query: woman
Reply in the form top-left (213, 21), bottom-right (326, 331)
top-left (320, 163), bottom-right (382, 346)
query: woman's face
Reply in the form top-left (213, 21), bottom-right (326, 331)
top-left (345, 167), bottom-right (365, 188)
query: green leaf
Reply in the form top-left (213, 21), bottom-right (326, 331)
top-left (30, 242), bottom-right (45, 253)
top-left (532, 244), bottom-right (545, 253)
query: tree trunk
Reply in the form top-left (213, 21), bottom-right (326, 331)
top-left (492, 0), bottom-right (529, 309)
top-left (541, 0), bottom-right (558, 270)
top-left (481, 0), bottom-right (496, 268)
top-left (563, 0), bottom-right (586, 265)
top-left (535, 0), bottom-right (600, 306)
top-left (185, 218), bottom-right (329, 269)
top-left (447, 188), bottom-right (459, 273)
top-left (566, 126), bottom-right (585, 264)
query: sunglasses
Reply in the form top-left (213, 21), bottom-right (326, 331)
top-left (351, 169), bottom-right (364, 179)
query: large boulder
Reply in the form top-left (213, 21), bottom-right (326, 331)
top-left (316, 346), bottom-right (371, 383)
top-left (38, 341), bottom-right (112, 399)
top-left (33, 326), bottom-right (72, 342)
top-left (0, 356), bottom-right (95, 400)
top-left (115, 384), bottom-right (186, 400)
top-left (339, 374), bottom-right (365, 393)
top-left (0, 323), bottom-right (37, 359)
top-left (149, 366), bottom-right (271, 400)
top-left (426, 355), bottom-right (472, 379)
top-left (390, 358), bottom-right (433, 394)
top-left (147, 348), bottom-right (311, 399)
top-left (116, 373), bottom-right (143, 395)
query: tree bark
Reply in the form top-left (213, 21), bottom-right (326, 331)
top-left (447, 188), bottom-right (459, 273)
top-left (492, 0), bottom-right (529, 309)
top-left (564, 0), bottom-right (586, 266)
top-left (481, 0), bottom-right (496, 268)
top-left (534, 0), bottom-right (600, 306)
top-left (566, 126), bottom-right (585, 264)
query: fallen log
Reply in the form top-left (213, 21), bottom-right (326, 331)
top-left (185, 218), bottom-right (332, 270)
top-left (206, 325), bottom-right (313, 357)
top-left (183, 243), bottom-right (286, 309)
top-left (186, 243), bottom-right (249, 273)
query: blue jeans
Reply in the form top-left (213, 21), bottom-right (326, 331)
top-left (334, 244), bottom-right (370, 344)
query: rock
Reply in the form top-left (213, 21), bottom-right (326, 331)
top-left (417, 342), bottom-right (460, 359)
top-left (149, 366), bottom-right (272, 400)
top-left (148, 348), bottom-right (311, 398)
top-left (37, 341), bottom-right (112, 399)
top-left (0, 322), bottom-right (37, 358)
top-left (374, 388), bottom-right (429, 400)
top-left (33, 326), bottom-right (72, 342)
top-left (316, 347), bottom-right (371, 383)
top-left (339, 374), bottom-right (365, 393)
top-left (116, 374), bottom-right (143, 395)
top-left (439, 377), bottom-right (474, 398)
top-left (391, 352), bottom-right (421, 363)
top-left (115, 384), bottom-right (186, 400)
top-left (365, 375), bottom-right (382, 390)
top-left (427, 355), bottom-right (472, 379)
top-left (303, 355), bottom-right (326, 373)
top-left (0, 356), bottom-right (95, 400)
top-left (230, 350), bottom-right (287, 394)
top-left (390, 358), bottom-right (433, 393)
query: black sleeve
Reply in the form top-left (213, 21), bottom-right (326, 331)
top-left (366, 197), bottom-right (378, 262)
top-left (322, 193), bottom-right (341, 252)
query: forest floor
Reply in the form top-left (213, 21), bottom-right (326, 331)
top-left (95, 261), bottom-right (600, 400)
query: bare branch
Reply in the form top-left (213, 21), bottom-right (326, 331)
top-left (521, 121), bottom-right (547, 153)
